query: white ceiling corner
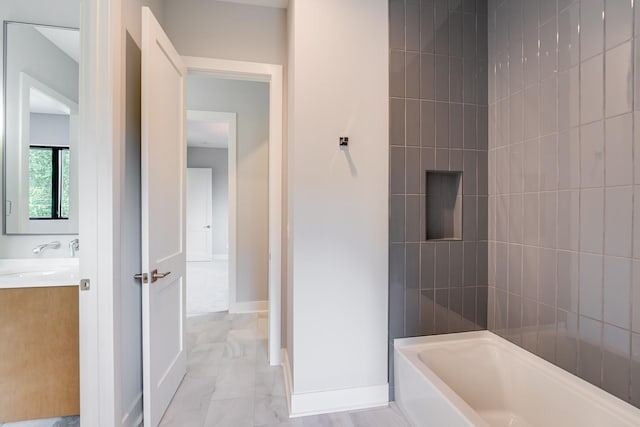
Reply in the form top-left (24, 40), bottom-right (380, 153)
top-left (30, 88), bottom-right (71, 115)
top-left (34, 26), bottom-right (80, 63)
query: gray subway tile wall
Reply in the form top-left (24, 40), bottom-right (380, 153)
top-left (488, 0), bottom-right (640, 407)
top-left (389, 0), bottom-right (488, 398)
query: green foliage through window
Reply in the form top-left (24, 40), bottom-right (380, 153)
top-left (28, 146), bottom-right (70, 220)
top-left (60, 149), bottom-right (70, 218)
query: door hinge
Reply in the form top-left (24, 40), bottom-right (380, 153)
top-left (80, 278), bottom-right (91, 291)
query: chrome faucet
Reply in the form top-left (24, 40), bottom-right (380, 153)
top-left (32, 241), bottom-right (61, 254)
top-left (69, 238), bottom-right (80, 257)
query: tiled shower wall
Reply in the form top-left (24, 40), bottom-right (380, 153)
top-left (388, 0), bottom-right (489, 395)
top-left (488, 0), bottom-right (640, 406)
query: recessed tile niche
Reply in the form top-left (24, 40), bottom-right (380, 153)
top-left (425, 171), bottom-right (463, 240)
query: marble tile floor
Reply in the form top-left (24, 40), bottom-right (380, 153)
top-left (187, 259), bottom-right (229, 316)
top-left (161, 312), bottom-right (409, 427)
top-left (0, 416), bottom-right (79, 427)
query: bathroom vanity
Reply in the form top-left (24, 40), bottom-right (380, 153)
top-left (0, 1), bottom-right (82, 423)
top-left (0, 259), bottom-right (79, 423)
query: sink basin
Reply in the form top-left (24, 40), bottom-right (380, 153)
top-left (0, 258), bottom-right (79, 288)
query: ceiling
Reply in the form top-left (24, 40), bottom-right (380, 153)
top-left (35, 26), bottom-right (80, 63)
top-left (30, 88), bottom-right (71, 115)
top-left (216, 0), bottom-right (288, 9)
top-left (187, 120), bottom-right (230, 148)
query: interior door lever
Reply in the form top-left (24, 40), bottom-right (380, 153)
top-left (151, 269), bottom-right (171, 283)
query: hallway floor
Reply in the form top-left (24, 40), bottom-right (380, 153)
top-left (187, 259), bottom-right (229, 315)
top-left (160, 312), bottom-right (409, 427)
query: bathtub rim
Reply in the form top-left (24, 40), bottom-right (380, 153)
top-left (394, 330), bottom-right (640, 426)
top-left (394, 333), bottom-right (490, 427)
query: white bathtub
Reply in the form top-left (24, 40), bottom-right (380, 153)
top-left (394, 331), bottom-right (640, 427)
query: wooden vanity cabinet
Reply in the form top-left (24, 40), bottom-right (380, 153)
top-left (0, 286), bottom-right (79, 422)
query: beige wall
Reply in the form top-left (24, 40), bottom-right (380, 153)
top-left (162, 0), bottom-right (286, 65)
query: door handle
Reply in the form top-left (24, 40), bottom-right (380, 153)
top-left (151, 269), bottom-right (171, 283)
top-left (204, 225), bottom-right (211, 229)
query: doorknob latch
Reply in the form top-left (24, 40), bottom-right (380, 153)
top-left (134, 270), bottom-right (170, 283)
top-left (134, 273), bottom-right (148, 283)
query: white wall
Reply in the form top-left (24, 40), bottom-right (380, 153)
top-left (0, 0), bottom-right (79, 27)
top-left (285, 0), bottom-right (295, 368)
top-left (162, 0), bottom-right (286, 65)
top-left (187, 148), bottom-right (229, 257)
top-left (0, 2), bottom-right (80, 257)
top-left (30, 113), bottom-right (70, 147)
top-left (187, 75), bottom-right (269, 303)
top-left (287, 0), bottom-right (389, 410)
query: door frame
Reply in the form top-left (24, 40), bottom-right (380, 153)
top-left (184, 56), bottom-right (283, 366)
top-left (78, 0), bottom-right (120, 425)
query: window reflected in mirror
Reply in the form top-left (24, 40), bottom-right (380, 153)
top-left (29, 146), bottom-right (70, 220)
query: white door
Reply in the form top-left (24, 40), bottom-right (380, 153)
top-left (186, 168), bottom-right (213, 261)
top-left (141, 7), bottom-right (187, 427)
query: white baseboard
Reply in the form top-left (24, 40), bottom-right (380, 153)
top-left (229, 300), bottom-right (268, 313)
top-left (281, 350), bottom-right (388, 418)
top-left (121, 392), bottom-right (143, 427)
top-left (289, 384), bottom-right (389, 417)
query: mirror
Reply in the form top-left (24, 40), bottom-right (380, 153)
top-left (4, 21), bottom-right (79, 235)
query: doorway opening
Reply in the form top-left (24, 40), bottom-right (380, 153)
top-left (185, 72), bottom-right (272, 319)
top-left (186, 110), bottom-right (236, 315)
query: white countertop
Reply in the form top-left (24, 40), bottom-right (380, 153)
top-left (0, 258), bottom-right (79, 289)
